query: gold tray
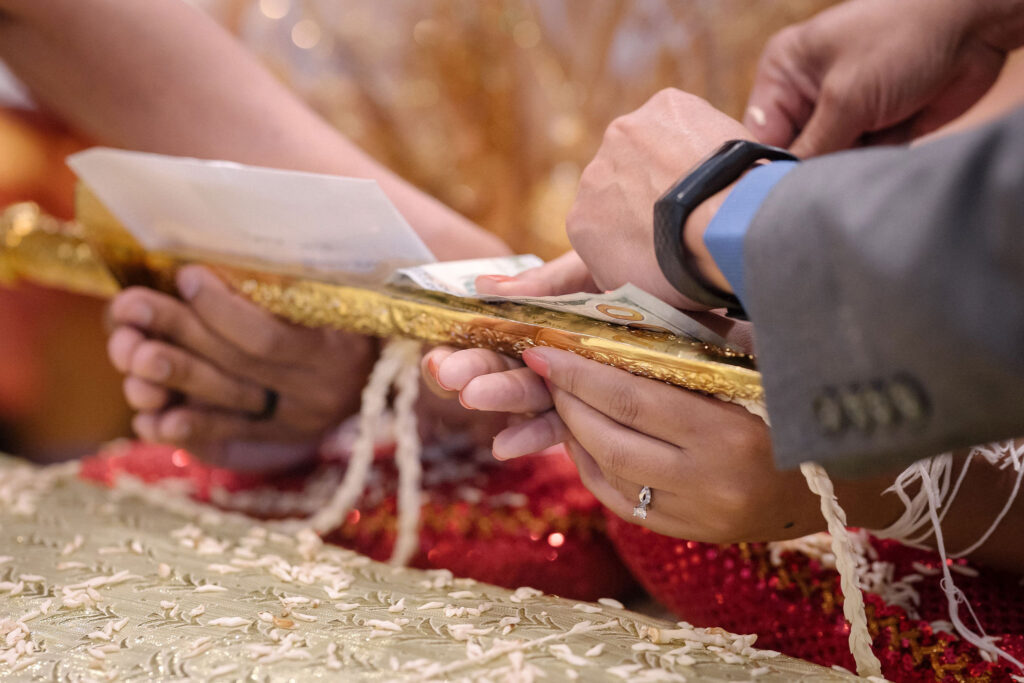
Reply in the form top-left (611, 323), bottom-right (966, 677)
top-left (0, 187), bottom-right (761, 401)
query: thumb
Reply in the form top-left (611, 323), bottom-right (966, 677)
top-left (475, 250), bottom-right (597, 297)
top-left (789, 83), bottom-right (864, 157)
top-left (744, 77), bottom-right (809, 149)
top-left (744, 27), bottom-right (815, 149)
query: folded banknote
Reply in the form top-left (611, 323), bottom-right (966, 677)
top-left (392, 256), bottom-right (738, 350)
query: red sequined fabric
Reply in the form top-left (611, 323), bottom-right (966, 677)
top-left (78, 441), bottom-right (633, 601)
top-left (606, 513), bottom-right (1024, 682)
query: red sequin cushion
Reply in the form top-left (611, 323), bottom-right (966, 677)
top-left (606, 514), bottom-right (1024, 682)
top-left (78, 440), bottom-right (634, 601)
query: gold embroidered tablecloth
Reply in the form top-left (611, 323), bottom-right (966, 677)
top-left (0, 457), bottom-right (861, 681)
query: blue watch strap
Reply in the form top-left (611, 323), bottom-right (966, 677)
top-left (704, 160), bottom-right (798, 306)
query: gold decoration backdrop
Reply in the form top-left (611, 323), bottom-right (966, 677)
top-left (211, 0), bottom-right (839, 257)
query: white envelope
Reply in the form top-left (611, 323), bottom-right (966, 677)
top-left (67, 148), bottom-right (436, 283)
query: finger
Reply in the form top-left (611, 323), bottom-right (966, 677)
top-left (177, 265), bottom-right (331, 368)
top-left (744, 27), bottom-right (816, 148)
top-left (434, 348), bottom-right (521, 393)
top-left (131, 412), bottom-right (160, 443)
top-left (133, 407), bottom-right (320, 472)
top-left (110, 287), bottom-right (257, 378)
top-left (789, 79), bottom-right (865, 157)
top-left (107, 325), bottom-right (146, 373)
top-left (475, 250), bottom-right (598, 297)
top-left (461, 367), bottom-right (552, 414)
top-left (524, 346), bottom-right (752, 444)
top-left (128, 339), bottom-right (267, 414)
top-left (492, 410), bottom-right (570, 460)
top-left (123, 376), bottom-right (173, 412)
top-left (565, 439), bottom-right (692, 538)
top-left (550, 384), bottom-right (683, 488)
top-left (151, 406), bottom-right (305, 450)
top-left (421, 346), bottom-right (458, 398)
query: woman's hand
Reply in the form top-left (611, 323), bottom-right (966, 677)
top-left (106, 265), bottom-right (375, 471)
top-left (424, 344), bottom-right (900, 542)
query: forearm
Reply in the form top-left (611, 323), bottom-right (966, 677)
top-left (0, 0), bottom-right (507, 259)
top-left (744, 107), bottom-right (1024, 475)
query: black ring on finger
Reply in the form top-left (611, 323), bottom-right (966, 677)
top-left (251, 388), bottom-right (279, 421)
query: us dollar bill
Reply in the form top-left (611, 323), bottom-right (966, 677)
top-left (390, 256), bottom-right (739, 351)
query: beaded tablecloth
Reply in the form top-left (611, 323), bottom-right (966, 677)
top-left (0, 457), bottom-right (865, 681)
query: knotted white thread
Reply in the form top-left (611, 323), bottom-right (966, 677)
top-left (278, 338), bottom-right (423, 566)
top-left (728, 395), bottom-right (880, 677)
top-left (800, 462), bottom-right (882, 678)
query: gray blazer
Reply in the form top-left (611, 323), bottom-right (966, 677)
top-left (743, 106), bottom-right (1024, 477)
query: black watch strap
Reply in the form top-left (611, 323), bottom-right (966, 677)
top-left (653, 139), bottom-right (797, 315)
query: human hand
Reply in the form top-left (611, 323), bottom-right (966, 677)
top-left (106, 265), bottom-right (374, 471)
top-left (421, 345), bottom-right (564, 461)
top-left (424, 344), bottom-right (900, 542)
top-left (745, 0), bottom-right (1022, 156)
top-left (563, 89), bottom-right (753, 310)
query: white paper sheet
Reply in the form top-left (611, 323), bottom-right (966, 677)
top-left (67, 148), bottom-right (436, 283)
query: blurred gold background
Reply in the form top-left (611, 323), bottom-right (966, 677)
top-left (0, 0), bottom-right (841, 458)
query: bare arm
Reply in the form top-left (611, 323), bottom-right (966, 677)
top-left (0, 0), bottom-right (508, 259)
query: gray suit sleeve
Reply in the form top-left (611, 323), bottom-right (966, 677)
top-left (744, 106), bottom-right (1024, 477)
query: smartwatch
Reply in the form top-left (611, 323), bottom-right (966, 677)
top-left (654, 139), bottom-right (797, 316)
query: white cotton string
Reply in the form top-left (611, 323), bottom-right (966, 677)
top-left (874, 455), bottom-right (956, 548)
top-left (918, 466), bottom-right (1024, 669)
top-left (800, 462), bottom-right (882, 678)
top-left (730, 395), bottom-right (880, 676)
top-left (952, 445), bottom-right (1024, 558)
top-left (389, 340), bottom-right (424, 567)
top-left (281, 339), bottom-right (423, 569)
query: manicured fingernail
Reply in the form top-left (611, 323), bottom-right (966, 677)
top-left (177, 269), bottom-right (201, 300)
top-left (429, 358), bottom-right (453, 391)
top-left (122, 303), bottom-right (153, 326)
top-left (458, 393), bottom-right (476, 410)
top-left (478, 275), bottom-right (517, 283)
top-left (521, 348), bottom-right (550, 379)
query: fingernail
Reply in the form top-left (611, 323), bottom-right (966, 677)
top-left (177, 269), bottom-right (201, 300)
top-left (521, 347), bottom-right (550, 379)
top-left (123, 303), bottom-right (153, 327)
top-left (429, 358), bottom-right (453, 391)
top-left (458, 393), bottom-right (476, 411)
top-left (165, 417), bottom-right (191, 441)
top-left (478, 274), bottom-right (517, 283)
top-left (747, 105), bottom-right (767, 127)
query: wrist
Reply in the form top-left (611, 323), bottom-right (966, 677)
top-left (683, 180), bottom-right (737, 295)
top-left (831, 470), bottom-right (906, 531)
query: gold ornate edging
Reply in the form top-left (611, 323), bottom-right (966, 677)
top-left (226, 273), bottom-right (763, 401)
top-left (1, 193), bottom-right (764, 401)
top-left (0, 202), bottom-right (119, 297)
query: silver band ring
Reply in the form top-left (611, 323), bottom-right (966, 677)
top-left (632, 485), bottom-right (652, 520)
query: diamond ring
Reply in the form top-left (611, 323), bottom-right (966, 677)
top-left (632, 485), bottom-right (652, 520)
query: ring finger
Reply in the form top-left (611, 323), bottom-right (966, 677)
top-left (129, 339), bottom-right (267, 414)
top-left (565, 439), bottom-right (693, 538)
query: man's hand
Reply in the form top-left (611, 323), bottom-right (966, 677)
top-left (745, 0), bottom-right (1024, 157)
top-left (107, 265), bottom-right (375, 471)
top-left (564, 89), bottom-right (753, 310)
